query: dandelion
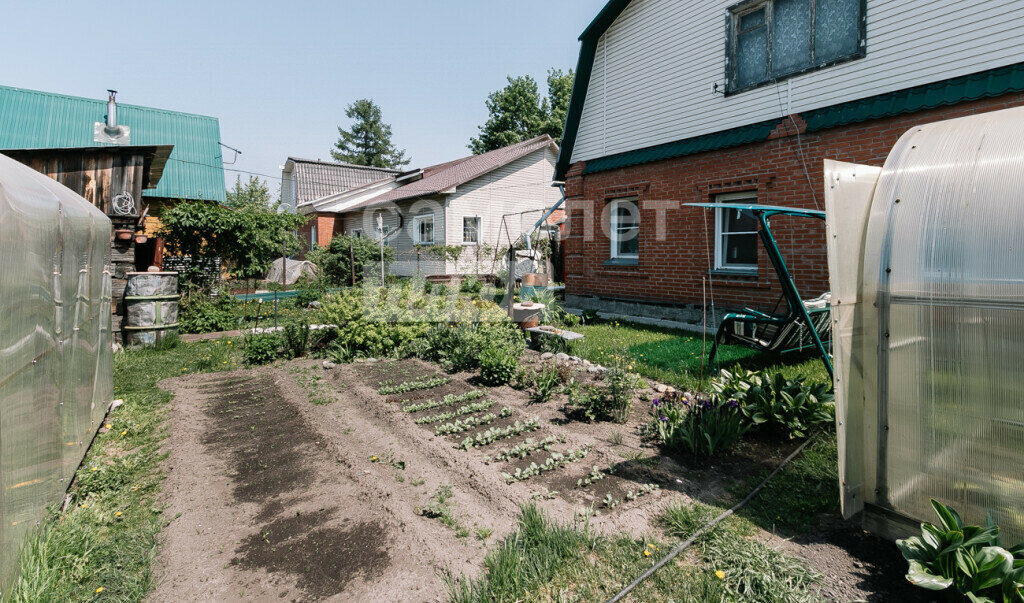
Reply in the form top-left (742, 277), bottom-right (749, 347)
top-left (96, 587), bottom-right (103, 593)
top-left (648, 543), bottom-right (656, 549)
top-left (121, 430), bottom-right (127, 435)
top-left (90, 467), bottom-right (98, 472)
top-left (131, 485), bottom-right (139, 491)
top-left (715, 570), bottom-right (726, 580)
top-left (105, 423), bottom-right (111, 429)
top-left (643, 550), bottom-right (651, 557)
top-left (80, 503), bottom-right (87, 508)
top-left (115, 511), bottom-right (122, 517)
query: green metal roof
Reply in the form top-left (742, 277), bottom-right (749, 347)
top-left (0, 85), bottom-right (225, 202)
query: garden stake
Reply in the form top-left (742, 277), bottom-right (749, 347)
top-left (606, 431), bottom-right (820, 603)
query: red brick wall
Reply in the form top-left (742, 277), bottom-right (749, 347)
top-left (296, 212), bottom-right (344, 257)
top-left (563, 92), bottom-right (1024, 313)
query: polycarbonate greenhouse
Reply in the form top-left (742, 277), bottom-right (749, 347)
top-left (0, 154), bottom-right (112, 585)
top-left (826, 106), bottom-right (1024, 543)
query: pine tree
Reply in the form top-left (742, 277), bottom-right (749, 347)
top-left (331, 99), bottom-right (410, 168)
top-left (469, 68), bottom-right (575, 154)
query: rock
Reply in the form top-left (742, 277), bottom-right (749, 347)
top-left (554, 352), bottom-right (570, 363)
top-left (665, 386), bottom-right (676, 394)
top-left (582, 359), bottom-right (591, 366)
top-left (570, 356), bottom-right (582, 363)
top-left (308, 300), bottom-right (322, 308)
top-left (109, 399), bottom-right (124, 412)
top-left (587, 366), bottom-right (601, 374)
top-left (366, 358), bottom-right (377, 363)
top-left (322, 360), bottom-right (337, 370)
top-left (111, 343), bottom-right (123, 353)
top-left (654, 383), bottom-right (668, 394)
top-left (540, 352), bottom-right (554, 360)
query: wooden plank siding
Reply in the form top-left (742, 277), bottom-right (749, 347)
top-left (571, 0), bottom-right (1024, 164)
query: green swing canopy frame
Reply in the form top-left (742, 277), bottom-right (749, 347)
top-left (685, 203), bottom-right (833, 379)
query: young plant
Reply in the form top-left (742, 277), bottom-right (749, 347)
top-left (501, 447), bottom-right (591, 484)
top-left (369, 450), bottom-right (406, 470)
top-left (377, 375), bottom-right (450, 396)
top-left (577, 465), bottom-right (607, 488)
top-left (897, 499), bottom-right (1024, 599)
top-left (414, 400), bottom-right (494, 425)
top-left (624, 483), bottom-right (659, 502)
top-left (416, 484), bottom-right (469, 538)
top-left (529, 487), bottom-right (559, 500)
top-left (435, 413), bottom-right (497, 436)
top-left (457, 419), bottom-right (541, 450)
top-left (402, 390), bottom-right (484, 413)
top-left (484, 435), bottom-right (565, 463)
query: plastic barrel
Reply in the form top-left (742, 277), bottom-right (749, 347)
top-left (123, 271), bottom-right (179, 346)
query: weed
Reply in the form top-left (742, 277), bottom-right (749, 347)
top-left (370, 450), bottom-right (406, 471)
top-left (417, 485), bottom-right (469, 538)
top-left (529, 364), bottom-right (562, 404)
top-left (474, 526), bottom-right (493, 541)
top-left (610, 430), bottom-right (623, 446)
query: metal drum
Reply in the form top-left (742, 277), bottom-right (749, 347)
top-left (123, 271), bottom-right (179, 345)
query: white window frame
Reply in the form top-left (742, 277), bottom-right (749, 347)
top-left (413, 214), bottom-right (435, 245)
top-left (310, 221), bottom-right (318, 248)
top-left (461, 216), bottom-right (482, 245)
top-left (351, 228), bottom-right (362, 239)
top-left (609, 197), bottom-right (639, 260)
top-left (714, 191), bottom-right (759, 273)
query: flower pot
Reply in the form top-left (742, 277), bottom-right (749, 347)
top-left (134, 234), bottom-right (148, 244)
top-left (114, 228), bottom-right (134, 241)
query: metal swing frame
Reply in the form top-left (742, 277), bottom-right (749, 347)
top-left (686, 203), bottom-right (833, 379)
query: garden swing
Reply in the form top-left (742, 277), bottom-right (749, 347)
top-left (686, 203), bottom-right (833, 379)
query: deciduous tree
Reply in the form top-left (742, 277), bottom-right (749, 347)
top-left (469, 68), bottom-right (575, 154)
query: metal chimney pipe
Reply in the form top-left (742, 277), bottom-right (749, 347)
top-left (105, 90), bottom-right (118, 132)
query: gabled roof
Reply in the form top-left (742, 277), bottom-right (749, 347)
top-left (0, 85), bottom-right (226, 202)
top-left (285, 157), bottom-right (400, 203)
top-left (347, 134), bottom-right (557, 210)
top-left (297, 175), bottom-right (399, 214)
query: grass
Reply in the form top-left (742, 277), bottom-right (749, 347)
top-left (5, 338), bottom-right (242, 602)
top-left (417, 485), bottom-right (470, 539)
top-left (569, 319), bottom-right (830, 390)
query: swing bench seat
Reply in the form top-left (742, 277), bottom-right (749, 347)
top-left (711, 292), bottom-right (832, 363)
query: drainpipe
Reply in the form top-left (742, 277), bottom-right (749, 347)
top-left (524, 183), bottom-right (566, 251)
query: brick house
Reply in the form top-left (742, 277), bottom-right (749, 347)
top-left (555, 0), bottom-right (1024, 324)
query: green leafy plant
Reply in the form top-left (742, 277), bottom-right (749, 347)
top-left (897, 499), bottom-right (1024, 601)
top-left (478, 345), bottom-right (520, 386)
top-left (243, 333), bottom-right (282, 365)
top-left (651, 391), bottom-right (750, 456)
top-left (378, 375), bottom-right (451, 396)
top-left (281, 320), bottom-right (310, 359)
top-left (402, 390), bottom-right (485, 413)
top-left (178, 292), bottom-right (238, 334)
top-left (435, 413), bottom-right (498, 436)
top-left (577, 465), bottom-right (607, 488)
top-left (459, 275), bottom-right (483, 295)
top-left (457, 419), bottom-right (541, 450)
top-left (306, 234), bottom-right (395, 286)
top-left (501, 447), bottom-right (591, 483)
top-left (565, 368), bottom-right (641, 423)
top-left (414, 400), bottom-right (494, 425)
top-left (712, 367), bottom-right (834, 439)
top-left (483, 435), bottom-right (565, 464)
top-left (530, 364), bottom-right (563, 404)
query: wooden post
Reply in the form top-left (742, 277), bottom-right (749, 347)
top-left (349, 243), bottom-right (356, 286)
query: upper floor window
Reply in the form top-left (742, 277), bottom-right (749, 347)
top-left (609, 198), bottom-right (639, 261)
top-left (727, 0), bottom-right (864, 92)
top-left (715, 192), bottom-right (759, 272)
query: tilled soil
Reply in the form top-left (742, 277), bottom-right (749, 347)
top-left (151, 353), bottom-right (917, 602)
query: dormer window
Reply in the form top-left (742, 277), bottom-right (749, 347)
top-left (727, 0), bottom-right (864, 93)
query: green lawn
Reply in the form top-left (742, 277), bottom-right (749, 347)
top-left (6, 338), bottom-right (242, 602)
top-left (568, 320), bottom-right (831, 390)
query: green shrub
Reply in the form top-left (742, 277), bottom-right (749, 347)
top-left (565, 368), bottom-right (640, 423)
top-left (460, 275), bottom-right (483, 295)
top-left (293, 277), bottom-right (330, 307)
top-left (243, 333), bottom-right (282, 365)
top-left (282, 321), bottom-right (310, 358)
top-left (651, 391), bottom-right (750, 456)
top-left (178, 293), bottom-right (237, 334)
top-left (307, 235), bottom-right (394, 285)
top-left (478, 346), bottom-right (520, 386)
top-left (712, 368), bottom-right (834, 439)
top-left (529, 364), bottom-right (562, 404)
top-left (897, 499), bottom-right (1024, 600)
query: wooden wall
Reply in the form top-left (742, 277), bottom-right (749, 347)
top-left (18, 152), bottom-right (145, 214)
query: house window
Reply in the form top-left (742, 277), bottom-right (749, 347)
top-left (609, 198), bottom-right (639, 260)
top-left (462, 216), bottom-right (481, 244)
top-left (727, 0), bottom-right (863, 92)
top-left (413, 214), bottom-right (434, 245)
top-left (310, 222), bottom-right (318, 248)
top-left (351, 229), bottom-right (362, 239)
top-left (715, 192), bottom-right (759, 272)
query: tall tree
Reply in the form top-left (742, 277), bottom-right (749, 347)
top-left (469, 68), bottom-right (575, 154)
top-left (331, 99), bottom-right (410, 168)
top-left (225, 175), bottom-right (273, 209)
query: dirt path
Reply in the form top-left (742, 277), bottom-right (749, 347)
top-left (150, 355), bottom-right (918, 602)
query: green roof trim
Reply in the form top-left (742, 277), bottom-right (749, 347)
top-left (802, 61), bottom-right (1024, 132)
top-left (582, 118), bottom-right (779, 175)
top-left (0, 85), bottom-right (225, 202)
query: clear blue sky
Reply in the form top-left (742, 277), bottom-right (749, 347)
top-left (1, 0), bottom-right (606, 196)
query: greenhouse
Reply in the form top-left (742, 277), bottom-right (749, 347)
top-left (0, 154), bottom-right (112, 583)
top-left (827, 106), bottom-right (1024, 543)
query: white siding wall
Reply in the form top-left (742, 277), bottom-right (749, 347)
top-left (572, 0), bottom-right (1024, 163)
top-left (445, 147), bottom-right (562, 275)
top-left (344, 198), bottom-right (447, 277)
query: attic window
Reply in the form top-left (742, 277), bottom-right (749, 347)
top-left (727, 0), bottom-right (864, 93)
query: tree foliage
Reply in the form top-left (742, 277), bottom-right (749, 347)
top-left (306, 234), bottom-right (395, 285)
top-left (331, 99), bottom-right (410, 168)
top-left (469, 68), bottom-right (574, 154)
top-left (159, 185), bottom-right (307, 287)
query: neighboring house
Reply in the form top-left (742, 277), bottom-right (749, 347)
top-left (281, 157), bottom-right (400, 249)
top-left (296, 135), bottom-right (563, 277)
top-left (556, 0), bottom-right (1024, 323)
top-left (0, 86), bottom-right (226, 269)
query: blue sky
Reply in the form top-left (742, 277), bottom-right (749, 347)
top-left (1, 0), bottom-right (606, 195)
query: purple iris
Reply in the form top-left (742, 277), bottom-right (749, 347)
top-left (681, 397), bottom-right (691, 407)
top-left (651, 398), bottom-right (662, 408)
top-left (727, 399), bottom-right (740, 409)
top-left (659, 415), bottom-right (668, 421)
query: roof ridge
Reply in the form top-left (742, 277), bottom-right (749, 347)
top-left (0, 85), bottom-right (221, 121)
top-left (287, 156), bottom-right (401, 171)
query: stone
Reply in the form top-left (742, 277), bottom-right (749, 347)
top-left (366, 358), bottom-right (377, 363)
top-left (570, 356), bottom-right (582, 363)
top-left (582, 359), bottom-right (591, 366)
top-left (666, 386), bottom-right (676, 394)
top-left (654, 383), bottom-right (668, 394)
top-left (540, 352), bottom-right (554, 360)
top-left (308, 300), bottom-right (322, 309)
top-left (554, 352), bottom-right (570, 363)
top-left (109, 399), bottom-right (124, 412)
top-left (587, 366), bottom-right (601, 374)
top-left (322, 360), bottom-right (337, 370)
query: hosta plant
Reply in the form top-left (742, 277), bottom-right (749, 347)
top-left (897, 499), bottom-right (1024, 601)
top-left (711, 367), bottom-right (834, 439)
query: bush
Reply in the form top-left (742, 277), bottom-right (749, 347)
top-left (651, 391), bottom-right (750, 456)
top-left (293, 277), bottom-right (330, 307)
top-left (178, 292), bottom-right (239, 334)
top-left (307, 235), bottom-right (394, 285)
top-left (897, 499), bottom-right (1024, 600)
top-left (459, 275), bottom-right (483, 295)
top-left (711, 368), bottom-right (834, 439)
top-left (282, 321), bottom-right (310, 359)
top-left (478, 346), bottom-right (520, 386)
top-left (243, 333), bottom-right (282, 365)
top-left (565, 368), bottom-right (641, 423)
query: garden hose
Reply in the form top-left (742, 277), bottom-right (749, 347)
top-left (606, 431), bottom-right (820, 603)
